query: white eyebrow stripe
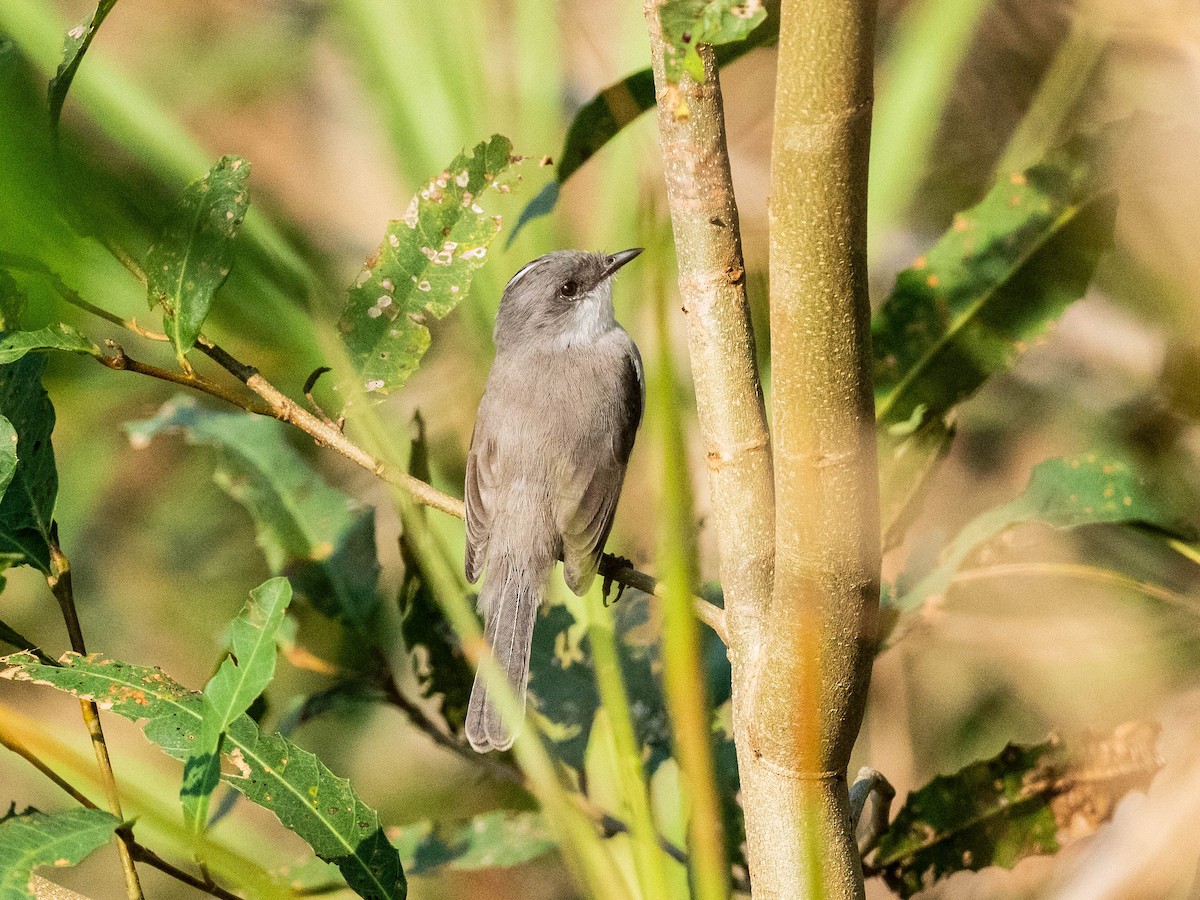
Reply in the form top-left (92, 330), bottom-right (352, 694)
top-left (505, 259), bottom-right (540, 291)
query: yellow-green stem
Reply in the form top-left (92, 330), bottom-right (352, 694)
top-left (588, 595), bottom-right (677, 899)
top-left (757, 0), bottom-right (882, 895)
top-left (653, 272), bottom-right (730, 900)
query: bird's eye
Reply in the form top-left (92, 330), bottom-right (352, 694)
top-left (560, 280), bottom-right (579, 298)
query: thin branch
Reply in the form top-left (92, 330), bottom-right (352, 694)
top-left (0, 706), bottom-right (240, 900)
top-left (96, 343), bottom-right (274, 416)
top-left (46, 543), bottom-right (144, 900)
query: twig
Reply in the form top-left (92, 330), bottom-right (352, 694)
top-left (97, 342), bottom-right (273, 416)
top-left (0, 726), bottom-right (243, 900)
top-left (46, 542), bottom-right (144, 900)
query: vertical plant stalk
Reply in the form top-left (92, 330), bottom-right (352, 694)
top-left (652, 272), bottom-right (730, 900)
top-left (644, 1), bottom-right (776, 895)
top-left (762, 0), bottom-right (880, 896)
top-left (643, 1), bottom-right (775, 659)
top-left (47, 543), bottom-right (145, 900)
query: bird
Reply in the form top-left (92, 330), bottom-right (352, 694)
top-left (464, 248), bottom-right (645, 752)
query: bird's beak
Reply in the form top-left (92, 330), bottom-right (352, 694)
top-left (602, 247), bottom-right (644, 279)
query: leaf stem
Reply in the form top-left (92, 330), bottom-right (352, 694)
top-left (46, 541), bottom-right (145, 900)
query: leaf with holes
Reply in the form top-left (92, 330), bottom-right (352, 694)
top-left (0, 325), bottom-right (101, 365)
top-left (0, 357), bottom-right (57, 575)
top-left (893, 453), bottom-right (1193, 612)
top-left (338, 135), bottom-right (512, 396)
top-left (0, 806), bottom-right (119, 899)
top-left (659, 0), bottom-right (768, 83)
top-left (147, 156), bottom-right (250, 364)
top-left (871, 722), bottom-right (1161, 898)
top-left (128, 398), bottom-right (380, 629)
top-left (0, 651), bottom-right (405, 900)
top-left (182, 577), bottom-right (292, 833)
top-left (48, 0), bottom-right (119, 130)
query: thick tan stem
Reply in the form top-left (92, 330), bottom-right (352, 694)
top-left (643, 1), bottom-right (775, 660)
top-left (753, 0), bottom-right (881, 896)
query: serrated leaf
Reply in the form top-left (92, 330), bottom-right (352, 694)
top-left (0, 652), bottom-right (405, 900)
top-left (147, 156), bottom-right (250, 364)
top-left (0, 806), bottom-right (119, 899)
top-left (659, 0), bottom-right (768, 83)
top-left (509, 3), bottom-right (779, 241)
top-left (873, 135), bottom-right (1117, 428)
top-left (393, 811), bottom-right (555, 875)
top-left (48, 0), bottom-right (118, 131)
top-left (894, 453), bottom-right (1192, 612)
top-left (127, 398), bottom-right (380, 629)
top-left (872, 131), bottom-right (1118, 548)
top-left (182, 577), bottom-right (292, 833)
top-left (0, 325), bottom-right (101, 365)
top-left (338, 135), bottom-right (512, 396)
top-left (0, 356), bottom-right (57, 574)
top-left (872, 722), bottom-right (1161, 899)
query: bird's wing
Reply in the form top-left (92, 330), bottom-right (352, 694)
top-left (559, 347), bottom-right (643, 594)
top-left (464, 423), bottom-right (495, 584)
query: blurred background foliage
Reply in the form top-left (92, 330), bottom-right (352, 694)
top-left (1, 0), bottom-right (1200, 897)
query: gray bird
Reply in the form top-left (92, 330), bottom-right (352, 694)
top-left (465, 248), bottom-right (645, 752)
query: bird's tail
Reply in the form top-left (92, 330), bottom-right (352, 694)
top-left (466, 558), bottom-right (544, 752)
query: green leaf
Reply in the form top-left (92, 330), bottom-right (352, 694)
top-left (147, 156), bottom-right (251, 364)
top-left (337, 135), bottom-right (512, 396)
top-left (873, 135), bottom-right (1117, 428)
top-left (0, 806), bottom-right (119, 899)
top-left (0, 415), bottom-right (17, 505)
top-left (0, 271), bottom-right (27, 331)
top-left (872, 722), bottom-right (1161, 898)
top-left (659, 0), bottom-right (768, 83)
top-left (894, 453), bottom-right (1192, 612)
top-left (509, 4), bottom-right (779, 241)
top-left (128, 398), bottom-right (380, 629)
top-left (879, 413), bottom-right (956, 551)
top-left (0, 652), bottom-right (405, 900)
top-left (872, 131), bottom-right (1118, 547)
top-left (529, 591), bottom-right (701, 774)
top-left (399, 413), bottom-right (472, 736)
top-left (0, 325), bottom-right (101, 365)
top-left (393, 811), bottom-right (555, 875)
top-left (0, 356), bottom-right (57, 574)
top-left (48, 0), bottom-right (119, 131)
top-left (182, 577), bottom-right (292, 833)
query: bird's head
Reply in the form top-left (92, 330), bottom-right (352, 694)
top-left (493, 248), bottom-right (643, 350)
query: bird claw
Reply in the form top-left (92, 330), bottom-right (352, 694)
top-left (601, 556), bottom-right (633, 607)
